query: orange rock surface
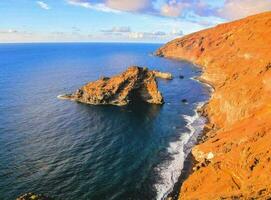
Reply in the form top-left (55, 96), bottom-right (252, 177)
top-left (59, 66), bottom-right (172, 106)
top-left (156, 12), bottom-right (271, 199)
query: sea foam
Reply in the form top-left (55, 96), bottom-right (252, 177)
top-left (154, 102), bottom-right (206, 200)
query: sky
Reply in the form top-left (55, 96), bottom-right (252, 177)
top-left (0, 0), bottom-right (271, 43)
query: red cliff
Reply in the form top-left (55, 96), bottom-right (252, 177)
top-left (157, 12), bottom-right (271, 199)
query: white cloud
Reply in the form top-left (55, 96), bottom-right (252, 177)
top-left (152, 31), bottom-right (166, 36)
top-left (160, 1), bottom-right (188, 17)
top-left (67, 0), bottom-right (120, 13)
top-left (66, 0), bottom-right (222, 29)
top-left (0, 31), bottom-right (94, 43)
top-left (37, 1), bottom-right (50, 10)
top-left (218, 0), bottom-right (271, 20)
top-left (66, 0), bottom-right (271, 24)
top-left (67, 0), bottom-right (152, 14)
top-left (0, 29), bottom-right (18, 34)
top-left (72, 26), bottom-right (80, 32)
top-left (101, 26), bottom-right (131, 33)
top-left (106, 0), bottom-right (150, 12)
top-left (170, 28), bottom-right (183, 36)
top-left (128, 30), bottom-right (182, 40)
top-left (98, 26), bottom-right (182, 41)
top-left (129, 32), bottom-right (145, 39)
top-left (0, 28), bottom-right (183, 43)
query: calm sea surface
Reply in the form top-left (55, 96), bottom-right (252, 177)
top-left (0, 43), bottom-right (209, 200)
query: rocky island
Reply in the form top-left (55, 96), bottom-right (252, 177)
top-left (157, 12), bottom-right (271, 199)
top-left (58, 66), bottom-right (172, 106)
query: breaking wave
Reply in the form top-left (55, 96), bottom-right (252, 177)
top-left (155, 102), bottom-right (207, 200)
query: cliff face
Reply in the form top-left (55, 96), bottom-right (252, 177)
top-left (59, 66), bottom-right (172, 106)
top-left (157, 12), bottom-right (271, 199)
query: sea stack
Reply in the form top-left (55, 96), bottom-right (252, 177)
top-left (58, 66), bottom-right (172, 106)
top-left (157, 12), bottom-right (271, 199)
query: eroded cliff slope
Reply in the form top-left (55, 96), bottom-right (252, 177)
top-left (157, 12), bottom-right (271, 199)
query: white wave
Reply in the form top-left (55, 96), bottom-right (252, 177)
top-left (57, 94), bottom-right (70, 100)
top-left (154, 102), bottom-right (207, 200)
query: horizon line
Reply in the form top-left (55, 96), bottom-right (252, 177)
top-left (0, 41), bottom-right (166, 45)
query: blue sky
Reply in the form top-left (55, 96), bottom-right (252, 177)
top-left (0, 0), bottom-right (270, 43)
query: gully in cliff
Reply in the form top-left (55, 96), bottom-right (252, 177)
top-left (58, 66), bottom-right (172, 106)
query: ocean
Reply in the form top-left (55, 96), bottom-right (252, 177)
top-left (0, 43), bottom-right (209, 200)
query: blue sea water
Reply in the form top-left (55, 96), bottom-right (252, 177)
top-left (0, 43), bottom-right (209, 200)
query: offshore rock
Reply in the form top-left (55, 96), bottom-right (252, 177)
top-left (152, 70), bottom-right (173, 80)
top-left (58, 66), bottom-right (172, 106)
top-left (16, 193), bottom-right (53, 200)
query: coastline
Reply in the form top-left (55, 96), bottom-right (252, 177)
top-left (165, 71), bottom-right (214, 200)
top-left (157, 12), bottom-right (271, 199)
top-left (166, 122), bottom-right (214, 200)
top-left (155, 100), bottom-right (208, 200)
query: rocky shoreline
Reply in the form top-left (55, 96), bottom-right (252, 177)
top-left (166, 77), bottom-right (214, 200)
top-left (157, 11), bottom-right (271, 199)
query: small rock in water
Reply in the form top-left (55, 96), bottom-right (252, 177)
top-left (16, 193), bottom-right (53, 200)
top-left (152, 70), bottom-right (173, 80)
top-left (179, 75), bottom-right (184, 79)
top-left (181, 99), bottom-right (188, 103)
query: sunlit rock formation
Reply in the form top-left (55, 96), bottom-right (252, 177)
top-left (58, 66), bottom-right (172, 106)
top-left (157, 11), bottom-right (271, 200)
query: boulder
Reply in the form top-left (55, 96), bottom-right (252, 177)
top-left (16, 193), bottom-right (53, 200)
top-left (152, 70), bottom-right (173, 80)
